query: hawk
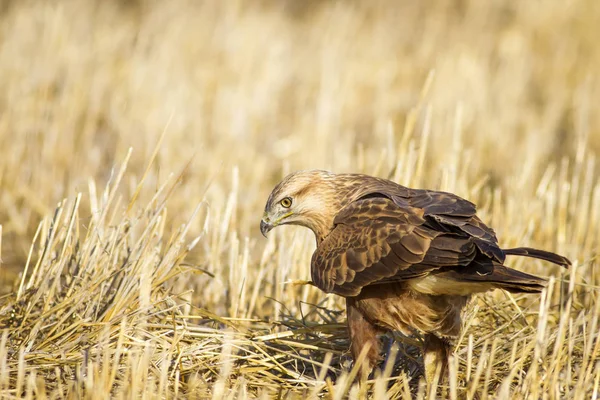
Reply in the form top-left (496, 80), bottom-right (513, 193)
top-left (260, 170), bottom-right (570, 382)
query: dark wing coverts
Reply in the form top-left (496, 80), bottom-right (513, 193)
top-left (311, 188), bottom-right (502, 297)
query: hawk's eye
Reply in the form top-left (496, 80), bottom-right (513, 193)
top-left (280, 197), bottom-right (292, 208)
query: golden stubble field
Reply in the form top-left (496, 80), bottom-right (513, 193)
top-left (0, 0), bottom-right (598, 398)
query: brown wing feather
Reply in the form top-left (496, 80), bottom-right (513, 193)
top-left (311, 198), bottom-right (428, 296)
top-left (349, 179), bottom-right (505, 262)
top-left (398, 189), bottom-right (505, 263)
top-left (311, 197), bottom-right (481, 296)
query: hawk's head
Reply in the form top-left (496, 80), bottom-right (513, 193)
top-left (261, 170), bottom-right (342, 241)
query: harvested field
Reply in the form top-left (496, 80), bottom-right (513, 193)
top-left (0, 0), bottom-right (598, 398)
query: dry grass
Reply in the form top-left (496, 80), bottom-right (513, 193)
top-left (0, 0), bottom-right (598, 398)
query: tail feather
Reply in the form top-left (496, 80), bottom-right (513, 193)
top-left (438, 263), bottom-right (548, 294)
top-left (486, 265), bottom-right (547, 293)
top-left (503, 247), bottom-right (571, 268)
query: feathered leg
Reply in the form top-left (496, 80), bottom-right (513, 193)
top-left (423, 333), bottom-right (451, 384)
top-left (346, 298), bottom-right (383, 375)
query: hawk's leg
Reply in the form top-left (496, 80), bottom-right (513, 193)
top-left (423, 333), bottom-right (451, 384)
top-left (346, 298), bottom-right (383, 375)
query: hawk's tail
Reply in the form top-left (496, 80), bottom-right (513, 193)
top-left (483, 247), bottom-right (571, 293)
top-left (441, 264), bottom-right (549, 294)
top-left (503, 247), bottom-right (571, 268)
top-left (436, 246), bottom-right (571, 294)
top-left (486, 265), bottom-right (547, 293)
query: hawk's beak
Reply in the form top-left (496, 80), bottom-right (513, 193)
top-left (260, 219), bottom-right (273, 238)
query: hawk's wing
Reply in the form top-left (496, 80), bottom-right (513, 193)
top-left (311, 194), bottom-right (496, 297)
top-left (398, 189), bottom-right (504, 263)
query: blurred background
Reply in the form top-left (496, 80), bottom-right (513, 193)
top-left (0, 0), bottom-right (597, 310)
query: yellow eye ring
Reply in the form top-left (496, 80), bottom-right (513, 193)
top-left (280, 197), bottom-right (292, 208)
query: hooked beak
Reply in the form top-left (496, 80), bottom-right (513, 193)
top-left (260, 219), bottom-right (274, 238)
top-left (260, 211), bottom-right (292, 238)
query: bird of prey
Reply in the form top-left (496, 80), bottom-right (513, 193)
top-left (260, 170), bottom-right (570, 383)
